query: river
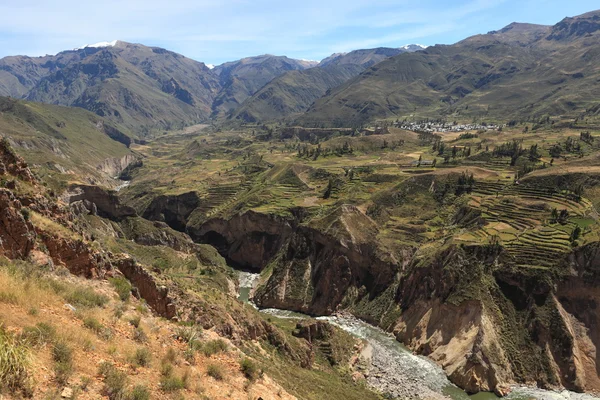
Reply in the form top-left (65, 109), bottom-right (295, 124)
top-left (238, 271), bottom-right (600, 400)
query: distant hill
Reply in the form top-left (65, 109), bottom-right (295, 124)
top-left (230, 46), bottom-right (425, 123)
top-left (297, 11), bottom-right (600, 126)
top-left (211, 55), bottom-right (318, 118)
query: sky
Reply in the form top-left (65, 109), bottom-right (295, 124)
top-left (0, 0), bottom-right (598, 65)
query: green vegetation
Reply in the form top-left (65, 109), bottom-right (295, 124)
top-left (0, 327), bottom-right (31, 396)
top-left (109, 276), bottom-right (132, 301)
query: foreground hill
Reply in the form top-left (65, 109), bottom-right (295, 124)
top-left (298, 11), bottom-right (600, 127)
top-left (0, 122), bottom-right (377, 400)
top-left (231, 47), bottom-right (424, 123)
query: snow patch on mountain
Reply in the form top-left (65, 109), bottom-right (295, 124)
top-left (74, 40), bottom-right (118, 51)
top-left (400, 44), bottom-right (427, 51)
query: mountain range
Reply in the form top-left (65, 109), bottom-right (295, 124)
top-left (0, 10), bottom-right (599, 134)
top-left (0, 42), bottom-right (425, 136)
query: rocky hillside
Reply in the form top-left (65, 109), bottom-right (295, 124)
top-left (298, 10), bottom-right (600, 126)
top-left (0, 126), bottom-right (379, 399)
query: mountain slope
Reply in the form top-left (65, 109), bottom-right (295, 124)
top-left (231, 64), bottom-right (364, 122)
top-left (298, 11), bottom-right (600, 126)
top-left (211, 55), bottom-right (318, 117)
top-left (1, 41), bottom-right (220, 137)
top-left (0, 96), bottom-right (134, 189)
top-left (230, 46), bottom-right (424, 123)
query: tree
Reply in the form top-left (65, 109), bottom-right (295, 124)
top-left (323, 179), bottom-right (333, 199)
top-left (570, 226), bottom-right (582, 243)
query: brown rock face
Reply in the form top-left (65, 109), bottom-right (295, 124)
top-left (190, 211), bottom-right (293, 270)
top-left (0, 189), bottom-right (35, 259)
top-left (65, 184), bottom-right (137, 221)
top-left (39, 231), bottom-right (107, 278)
top-left (114, 255), bottom-right (177, 319)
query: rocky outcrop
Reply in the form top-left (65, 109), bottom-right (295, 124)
top-left (64, 184), bottom-right (137, 220)
top-left (143, 191), bottom-right (201, 232)
top-left (0, 189), bottom-right (35, 259)
top-left (119, 217), bottom-right (197, 252)
top-left (114, 255), bottom-right (177, 319)
top-left (96, 154), bottom-right (137, 177)
top-left (39, 231), bottom-right (108, 278)
top-left (189, 210), bottom-right (293, 270)
top-left (0, 137), bottom-right (36, 183)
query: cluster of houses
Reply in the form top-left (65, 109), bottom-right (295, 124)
top-left (392, 121), bottom-right (503, 133)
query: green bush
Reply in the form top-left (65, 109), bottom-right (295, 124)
top-left (52, 341), bottom-right (73, 384)
top-left (0, 328), bottom-right (31, 395)
top-left (129, 315), bottom-right (141, 328)
top-left (160, 375), bottom-right (186, 392)
top-left (240, 357), bottom-right (260, 381)
top-left (206, 363), bottom-right (224, 380)
top-left (132, 347), bottom-right (151, 367)
top-left (129, 385), bottom-right (150, 400)
top-left (66, 287), bottom-right (109, 308)
top-left (83, 317), bottom-right (113, 340)
top-left (201, 339), bottom-right (228, 357)
top-left (109, 276), bottom-right (132, 301)
top-left (20, 322), bottom-right (56, 346)
top-left (98, 362), bottom-right (128, 400)
top-left (175, 325), bottom-right (201, 343)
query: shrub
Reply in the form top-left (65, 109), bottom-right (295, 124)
top-left (133, 327), bottom-right (147, 343)
top-left (240, 358), bottom-right (260, 381)
top-left (83, 317), bottom-right (113, 340)
top-left (0, 328), bottom-right (31, 395)
top-left (109, 276), bottom-right (132, 301)
top-left (132, 347), bottom-right (151, 367)
top-left (175, 325), bottom-right (201, 343)
top-left (52, 341), bottom-right (73, 384)
top-left (113, 303), bottom-right (127, 319)
top-left (163, 347), bottom-right (177, 364)
top-left (206, 363), bottom-right (224, 380)
top-left (130, 385), bottom-right (150, 400)
top-left (98, 362), bottom-right (128, 400)
top-left (201, 339), bottom-right (228, 357)
top-left (66, 287), bottom-right (109, 308)
top-left (160, 375), bottom-right (186, 392)
top-left (21, 322), bottom-right (56, 346)
top-left (129, 315), bottom-right (141, 328)
top-left (160, 362), bottom-right (174, 377)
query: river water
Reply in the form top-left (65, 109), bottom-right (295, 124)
top-left (239, 272), bottom-right (599, 400)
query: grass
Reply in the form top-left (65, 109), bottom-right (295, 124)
top-left (206, 363), bottom-right (225, 380)
top-left (130, 385), bottom-right (151, 400)
top-left (52, 341), bottom-right (73, 384)
top-left (200, 339), bottom-right (228, 357)
top-left (21, 322), bottom-right (57, 346)
top-left (98, 362), bottom-right (128, 399)
top-left (131, 347), bottom-right (152, 367)
top-left (83, 316), bottom-right (113, 340)
top-left (64, 287), bottom-right (109, 308)
top-left (0, 327), bottom-right (31, 396)
top-left (240, 357), bottom-right (261, 381)
top-left (109, 276), bottom-right (132, 301)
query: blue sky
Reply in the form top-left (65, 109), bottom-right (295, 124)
top-left (0, 0), bottom-right (597, 65)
